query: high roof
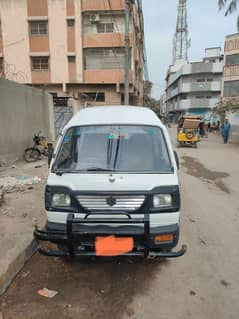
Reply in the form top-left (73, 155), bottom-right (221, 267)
top-left (64, 106), bottom-right (162, 130)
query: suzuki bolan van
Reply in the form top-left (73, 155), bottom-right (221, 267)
top-left (34, 106), bottom-right (186, 258)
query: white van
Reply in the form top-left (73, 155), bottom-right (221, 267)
top-left (34, 106), bottom-right (186, 258)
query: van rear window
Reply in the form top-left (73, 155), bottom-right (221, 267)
top-left (55, 125), bottom-right (173, 173)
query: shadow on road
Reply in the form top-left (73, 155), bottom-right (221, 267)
top-left (181, 156), bottom-right (230, 194)
top-left (0, 253), bottom-right (168, 319)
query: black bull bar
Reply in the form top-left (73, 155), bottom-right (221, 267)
top-left (34, 213), bottom-right (187, 258)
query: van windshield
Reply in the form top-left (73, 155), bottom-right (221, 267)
top-left (54, 126), bottom-right (173, 173)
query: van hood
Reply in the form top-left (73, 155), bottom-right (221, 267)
top-left (47, 172), bottom-right (179, 192)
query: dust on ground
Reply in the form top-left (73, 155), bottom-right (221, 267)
top-left (0, 253), bottom-right (168, 319)
top-left (0, 160), bottom-right (48, 287)
top-left (181, 156), bottom-right (230, 194)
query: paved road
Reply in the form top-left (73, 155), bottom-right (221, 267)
top-left (1, 130), bottom-right (239, 319)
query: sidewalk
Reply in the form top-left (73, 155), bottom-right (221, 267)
top-left (0, 160), bottom-right (48, 294)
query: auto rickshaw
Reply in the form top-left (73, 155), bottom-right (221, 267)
top-left (177, 115), bottom-right (200, 148)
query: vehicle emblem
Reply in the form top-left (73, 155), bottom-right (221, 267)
top-left (109, 176), bottom-right (116, 183)
top-left (106, 197), bottom-right (116, 207)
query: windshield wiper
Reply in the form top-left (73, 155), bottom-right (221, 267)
top-left (113, 135), bottom-right (121, 169)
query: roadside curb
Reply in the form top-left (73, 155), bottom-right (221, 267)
top-left (0, 239), bottom-right (38, 295)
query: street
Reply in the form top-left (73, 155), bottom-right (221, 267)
top-left (1, 129), bottom-right (239, 319)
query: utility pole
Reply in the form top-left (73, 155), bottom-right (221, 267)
top-left (124, 0), bottom-right (131, 105)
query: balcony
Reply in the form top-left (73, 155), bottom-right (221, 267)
top-left (178, 98), bottom-right (219, 110)
top-left (84, 69), bottom-right (133, 84)
top-left (168, 81), bottom-right (221, 99)
top-left (83, 33), bottom-right (133, 48)
top-left (82, 0), bottom-right (125, 12)
top-left (168, 62), bottom-right (223, 86)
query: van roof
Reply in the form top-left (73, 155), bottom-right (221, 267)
top-left (65, 106), bottom-right (162, 129)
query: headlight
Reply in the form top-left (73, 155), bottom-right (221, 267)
top-left (52, 194), bottom-right (71, 207)
top-left (153, 194), bottom-right (172, 208)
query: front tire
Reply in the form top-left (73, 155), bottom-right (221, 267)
top-left (23, 148), bottom-right (41, 162)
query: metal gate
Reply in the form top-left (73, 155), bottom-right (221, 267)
top-left (54, 106), bottom-right (73, 137)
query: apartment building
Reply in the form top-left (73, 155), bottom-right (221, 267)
top-left (166, 48), bottom-right (223, 121)
top-left (222, 33), bottom-right (239, 142)
top-left (0, 0), bottom-right (144, 107)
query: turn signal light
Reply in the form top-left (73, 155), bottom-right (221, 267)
top-left (155, 234), bottom-right (174, 242)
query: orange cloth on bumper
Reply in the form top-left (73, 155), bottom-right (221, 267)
top-left (95, 236), bottom-right (134, 256)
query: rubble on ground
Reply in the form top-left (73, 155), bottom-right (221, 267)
top-left (0, 176), bottom-right (42, 193)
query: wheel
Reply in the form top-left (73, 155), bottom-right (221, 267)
top-left (23, 148), bottom-right (41, 162)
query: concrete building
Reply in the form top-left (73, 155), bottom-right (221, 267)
top-left (0, 0), bottom-right (144, 107)
top-left (160, 93), bottom-right (167, 116)
top-left (222, 33), bottom-right (239, 142)
top-left (166, 48), bottom-right (223, 121)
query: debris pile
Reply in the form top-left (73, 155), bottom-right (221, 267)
top-left (0, 176), bottom-right (41, 193)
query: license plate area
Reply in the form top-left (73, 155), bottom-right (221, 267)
top-left (95, 236), bottom-right (134, 256)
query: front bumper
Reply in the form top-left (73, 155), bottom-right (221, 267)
top-left (34, 213), bottom-right (187, 258)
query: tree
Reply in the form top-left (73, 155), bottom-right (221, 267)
top-left (143, 80), bottom-right (161, 116)
top-left (218, 0), bottom-right (239, 31)
top-left (214, 97), bottom-right (239, 119)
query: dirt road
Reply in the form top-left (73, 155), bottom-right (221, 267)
top-left (1, 131), bottom-right (239, 319)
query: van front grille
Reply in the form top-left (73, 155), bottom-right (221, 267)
top-left (76, 195), bottom-right (145, 212)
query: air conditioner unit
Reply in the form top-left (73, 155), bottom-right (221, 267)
top-left (89, 14), bottom-right (100, 23)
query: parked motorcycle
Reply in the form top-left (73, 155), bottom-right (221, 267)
top-left (24, 132), bottom-right (50, 163)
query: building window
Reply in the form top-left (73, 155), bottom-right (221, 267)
top-left (224, 80), bottom-right (239, 97)
top-left (68, 56), bottom-right (76, 63)
top-left (53, 97), bottom-right (69, 107)
top-left (0, 58), bottom-right (3, 73)
top-left (207, 78), bottom-right (213, 82)
top-left (197, 79), bottom-right (205, 82)
top-left (31, 57), bottom-right (49, 71)
top-left (206, 96), bottom-right (212, 99)
top-left (97, 23), bottom-right (114, 33)
top-left (225, 53), bottom-right (239, 66)
top-left (67, 19), bottom-right (75, 27)
top-left (49, 92), bottom-right (58, 98)
top-left (196, 96), bottom-right (205, 99)
top-left (180, 94), bottom-right (187, 100)
top-left (83, 92), bottom-right (105, 102)
top-left (29, 21), bottom-right (48, 35)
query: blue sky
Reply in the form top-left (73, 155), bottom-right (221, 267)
top-left (142, 0), bottom-right (237, 98)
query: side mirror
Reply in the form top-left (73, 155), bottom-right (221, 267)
top-left (47, 143), bottom-right (54, 168)
top-left (173, 150), bottom-right (179, 170)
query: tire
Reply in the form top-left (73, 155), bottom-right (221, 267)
top-left (23, 148), bottom-right (41, 162)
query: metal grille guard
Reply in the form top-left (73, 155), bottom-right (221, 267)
top-left (34, 212), bottom-right (187, 258)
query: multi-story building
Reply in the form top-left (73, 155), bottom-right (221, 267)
top-left (166, 48), bottom-right (223, 121)
top-left (222, 33), bottom-right (239, 142)
top-left (0, 0), bottom-right (144, 107)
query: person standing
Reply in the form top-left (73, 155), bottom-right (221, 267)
top-left (221, 118), bottom-right (231, 144)
top-left (199, 118), bottom-right (205, 137)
